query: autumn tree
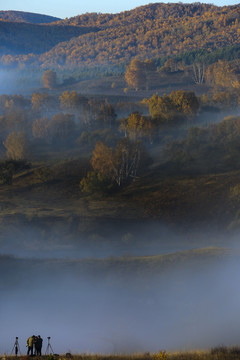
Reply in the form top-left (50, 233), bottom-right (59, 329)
top-left (47, 112), bottom-right (76, 143)
top-left (169, 90), bottom-right (200, 117)
top-left (31, 92), bottom-right (57, 113)
top-left (206, 60), bottom-right (240, 90)
top-left (161, 57), bottom-right (178, 73)
top-left (148, 91), bottom-right (199, 125)
top-left (212, 91), bottom-right (237, 108)
top-left (125, 59), bottom-right (147, 91)
top-left (32, 117), bottom-right (50, 142)
top-left (80, 171), bottom-right (111, 193)
top-left (87, 138), bottom-right (149, 187)
top-left (42, 70), bottom-right (57, 89)
top-left (5, 111), bottom-right (30, 134)
top-left (97, 102), bottom-right (117, 128)
top-left (4, 132), bottom-right (29, 160)
top-left (4, 95), bottom-right (30, 112)
top-left (85, 99), bottom-right (117, 130)
top-left (59, 91), bottom-right (88, 112)
top-left (119, 112), bottom-right (156, 143)
top-left (166, 115), bottom-right (240, 171)
top-left (148, 94), bottom-right (177, 127)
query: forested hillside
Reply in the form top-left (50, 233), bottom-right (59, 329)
top-left (1, 3), bottom-right (240, 68)
top-left (0, 10), bottom-right (60, 24)
top-left (0, 21), bottom-right (100, 57)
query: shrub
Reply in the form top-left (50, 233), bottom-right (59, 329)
top-left (34, 166), bottom-right (53, 182)
top-left (152, 351), bottom-right (168, 360)
top-left (80, 171), bottom-right (113, 194)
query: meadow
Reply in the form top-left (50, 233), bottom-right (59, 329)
top-left (4, 348), bottom-right (240, 360)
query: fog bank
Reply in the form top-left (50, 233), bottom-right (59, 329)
top-left (1, 248), bottom-right (240, 354)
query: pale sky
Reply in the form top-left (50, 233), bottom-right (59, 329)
top-left (0, 0), bottom-right (239, 19)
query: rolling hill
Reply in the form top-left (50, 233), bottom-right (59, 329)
top-left (0, 21), bottom-right (100, 56)
top-left (1, 3), bottom-right (240, 68)
top-left (0, 10), bottom-right (60, 24)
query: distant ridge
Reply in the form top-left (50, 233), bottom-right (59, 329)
top-left (0, 10), bottom-right (61, 24)
top-left (1, 3), bottom-right (240, 67)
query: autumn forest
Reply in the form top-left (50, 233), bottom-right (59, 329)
top-left (2, 2), bottom-right (240, 355)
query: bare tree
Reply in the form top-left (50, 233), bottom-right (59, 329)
top-left (193, 62), bottom-right (206, 84)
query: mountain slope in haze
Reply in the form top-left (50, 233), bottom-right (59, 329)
top-left (0, 21), bottom-right (100, 56)
top-left (0, 10), bottom-right (60, 24)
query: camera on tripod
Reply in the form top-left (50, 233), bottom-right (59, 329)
top-left (46, 336), bottom-right (54, 355)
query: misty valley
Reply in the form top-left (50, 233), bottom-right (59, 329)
top-left (1, 2), bottom-right (240, 357)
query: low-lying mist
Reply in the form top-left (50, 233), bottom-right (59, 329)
top-left (0, 68), bottom-right (42, 95)
top-left (1, 220), bottom-right (240, 354)
top-left (0, 219), bottom-right (233, 259)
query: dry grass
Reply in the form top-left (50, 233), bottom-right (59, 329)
top-left (3, 348), bottom-right (240, 360)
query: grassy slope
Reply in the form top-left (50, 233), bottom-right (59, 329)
top-left (3, 345), bottom-right (240, 358)
top-left (0, 159), bottom-right (238, 232)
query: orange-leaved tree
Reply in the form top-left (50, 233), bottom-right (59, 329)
top-left (125, 59), bottom-right (147, 91)
top-left (81, 138), bottom-right (149, 191)
top-left (42, 70), bottom-right (57, 89)
top-left (4, 132), bottom-right (29, 160)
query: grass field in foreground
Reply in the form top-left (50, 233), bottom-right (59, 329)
top-left (3, 347), bottom-right (240, 360)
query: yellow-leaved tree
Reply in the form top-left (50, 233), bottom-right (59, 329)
top-left (42, 70), bottom-right (57, 89)
top-left (80, 138), bottom-right (149, 191)
top-left (4, 132), bottom-right (29, 160)
top-left (125, 59), bottom-right (146, 91)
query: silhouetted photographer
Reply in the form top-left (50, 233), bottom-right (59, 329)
top-left (27, 335), bottom-right (34, 356)
top-left (12, 337), bottom-right (20, 356)
top-left (35, 335), bottom-right (43, 356)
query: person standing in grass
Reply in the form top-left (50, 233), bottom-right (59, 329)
top-left (27, 335), bottom-right (34, 356)
top-left (35, 335), bottom-right (43, 356)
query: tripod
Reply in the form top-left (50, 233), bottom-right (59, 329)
top-left (11, 337), bottom-right (21, 356)
top-left (45, 337), bottom-right (54, 355)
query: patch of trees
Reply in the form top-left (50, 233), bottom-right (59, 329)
top-left (201, 89), bottom-right (240, 109)
top-left (166, 116), bottom-right (240, 172)
top-left (148, 91), bottom-right (199, 124)
top-left (156, 45), bottom-right (240, 69)
top-left (205, 60), bottom-right (240, 90)
top-left (32, 113), bottom-right (76, 145)
top-left (76, 129), bottom-right (118, 148)
top-left (0, 85), bottom-right (238, 183)
top-left (0, 159), bottom-right (30, 184)
top-left (80, 138), bottom-right (149, 192)
top-left (119, 112), bottom-right (157, 144)
top-left (0, 91), bottom-right (118, 159)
